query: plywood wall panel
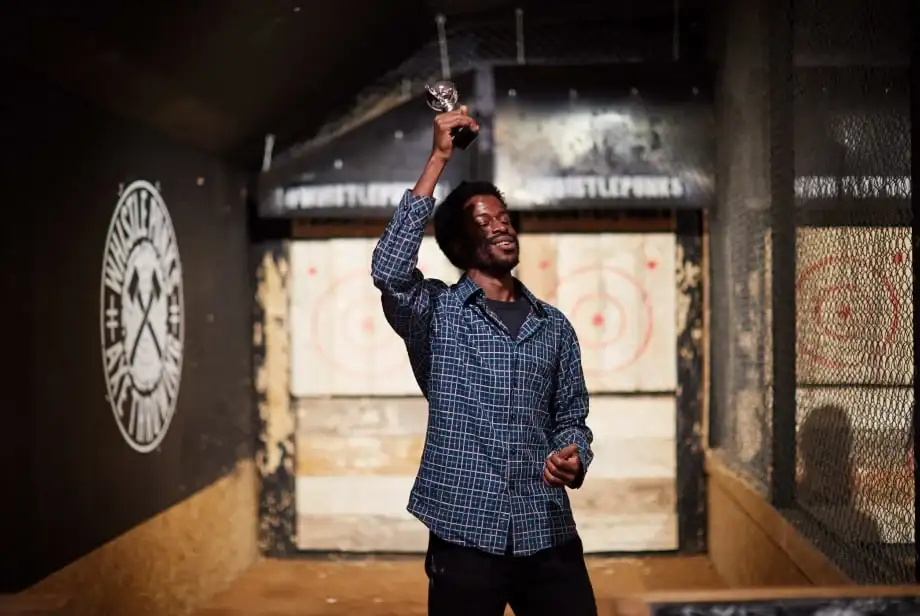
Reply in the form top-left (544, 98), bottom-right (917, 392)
top-left (296, 475), bottom-right (424, 551)
top-left (294, 395), bottom-right (677, 552)
top-left (297, 515), bottom-right (429, 553)
top-left (294, 398), bottom-right (428, 551)
top-left (586, 396), bottom-right (676, 479)
top-left (289, 238), bottom-right (459, 397)
top-left (578, 514), bottom-right (678, 552)
top-left (575, 396), bottom-right (678, 552)
top-left (517, 233), bottom-right (677, 393)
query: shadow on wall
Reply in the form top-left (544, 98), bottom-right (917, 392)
top-left (797, 404), bottom-right (882, 543)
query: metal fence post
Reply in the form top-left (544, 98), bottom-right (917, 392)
top-left (767, 0), bottom-right (797, 509)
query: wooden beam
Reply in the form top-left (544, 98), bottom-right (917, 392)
top-left (706, 450), bottom-right (852, 587)
top-left (675, 209), bottom-right (706, 553)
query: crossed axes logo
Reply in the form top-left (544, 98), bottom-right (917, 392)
top-left (126, 267), bottom-right (163, 364)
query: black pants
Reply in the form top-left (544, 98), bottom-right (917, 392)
top-left (425, 533), bottom-right (597, 616)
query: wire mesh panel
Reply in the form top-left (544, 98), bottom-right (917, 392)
top-left (791, 64), bottom-right (912, 583)
top-left (711, 0), bottom-right (912, 584)
top-left (708, 0), bottom-right (775, 493)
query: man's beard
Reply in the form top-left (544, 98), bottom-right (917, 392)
top-left (471, 237), bottom-right (519, 276)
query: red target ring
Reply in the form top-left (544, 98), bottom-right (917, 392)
top-left (310, 269), bottom-right (404, 378)
top-left (796, 255), bottom-right (900, 370)
top-left (569, 292), bottom-right (628, 349)
top-left (546, 265), bottom-right (654, 373)
top-left (814, 283), bottom-right (857, 341)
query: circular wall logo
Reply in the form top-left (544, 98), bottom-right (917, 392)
top-left (101, 180), bottom-right (184, 453)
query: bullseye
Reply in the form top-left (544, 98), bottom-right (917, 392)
top-left (311, 271), bottom-right (404, 377)
top-left (547, 265), bottom-right (654, 373)
top-left (570, 292), bottom-right (627, 349)
top-left (796, 255), bottom-right (900, 370)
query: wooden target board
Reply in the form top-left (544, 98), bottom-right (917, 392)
top-left (794, 227), bottom-right (912, 386)
top-left (294, 397), bottom-right (433, 552)
top-left (293, 395), bottom-right (677, 553)
top-left (289, 238), bottom-right (459, 397)
top-left (291, 232), bottom-right (679, 553)
top-left (516, 233), bottom-right (677, 393)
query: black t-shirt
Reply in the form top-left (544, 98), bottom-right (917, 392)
top-left (485, 296), bottom-right (531, 340)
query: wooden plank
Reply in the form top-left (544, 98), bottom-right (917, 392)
top-left (293, 395), bottom-right (678, 552)
top-left (295, 475), bottom-right (676, 552)
top-left (295, 512), bottom-right (678, 554)
top-left (289, 237), bottom-right (456, 397)
top-left (706, 450), bottom-right (852, 587)
top-left (297, 476), bottom-right (415, 517)
top-left (578, 513), bottom-right (677, 552)
top-left (297, 515), bottom-right (429, 552)
top-left (289, 239), bottom-right (333, 398)
top-left (584, 396), bottom-right (676, 479)
top-left (297, 475), bottom-right (675, 518)
top-left (254, 241), bottom-right (297, 556)
top-left (674, 208), bottom-right (706, 554)
top-left (570, 477), bottom-right (675, 516)
top-left (574, 477), bottom-right (677, 552)
top-left (296, 435), bottom-right (425, 476)
top-left (795, 226), bottom-right (912, 386)
top-left (295, 397), bottom-right (429, 438)
top-left (293, 396), bottom-right (677, 480)
top-left (516, 233), bottom-right (677, 393)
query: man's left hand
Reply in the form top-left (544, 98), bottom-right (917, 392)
top-left (543, 443), bottom-right (582, 488)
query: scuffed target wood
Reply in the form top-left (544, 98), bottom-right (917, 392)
top-left (293, 398), bottom-right (428, 552)
top-left (296, 476), bottom-right (424, 552)
top-left (517, 233), bottom-right (677, 393)
top-left (293, 396), bottom-right (677, 553)
top-left (571, 396), bottom-right (678, 552)
top-left (795, 227), bottom-right (912, 386)
top-left (289, 238), bottom-right (459, 397)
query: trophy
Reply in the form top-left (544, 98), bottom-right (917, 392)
top-left (425, 80), bottom-right (479, 150)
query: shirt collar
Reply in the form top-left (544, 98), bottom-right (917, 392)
top-left (456, 273), bottom-right (548, 318)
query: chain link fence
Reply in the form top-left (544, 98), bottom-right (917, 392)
top-left (273, 3), bottom-right (708, 167)
top-left (710, 0), bottom-right (912, 584)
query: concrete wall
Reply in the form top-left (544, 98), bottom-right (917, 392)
top-left (1, 60), bottom-right (257, 614)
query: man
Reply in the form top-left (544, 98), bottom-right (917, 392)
top-left (371, 105), bottom-right (597, 616)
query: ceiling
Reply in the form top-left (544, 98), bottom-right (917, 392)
top-left (0, 0), bottom-right (707, 169)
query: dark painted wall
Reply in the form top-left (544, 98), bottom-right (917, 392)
top-left (0, 61), bottom-right (253, 591)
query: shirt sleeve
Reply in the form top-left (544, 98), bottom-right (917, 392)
top-left (550, 318), bottom-right (594, 488)
top-left (371, 189), bottom-right (445, 345)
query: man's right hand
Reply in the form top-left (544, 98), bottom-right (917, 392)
top-left (432, 106), bottom-right (479, 161)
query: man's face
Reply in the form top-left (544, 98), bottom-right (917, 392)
top-left (462, 194), bottom-right (519, 274)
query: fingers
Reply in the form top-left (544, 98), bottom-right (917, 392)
top-left (544, 454), bottom-right (576, 486)
top-left (435, 109), bottom-right (479, 132)
top-left (543, 443), bottom-right (583, 488)
top-left (544, 466), bottom-right (567, 487)
top-left (558, 443), bottom-right (580, 459)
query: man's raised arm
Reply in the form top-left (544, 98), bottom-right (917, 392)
top-left (370, 105), bottom-right (478, 341)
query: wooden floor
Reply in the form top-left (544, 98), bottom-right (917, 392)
top-left (196, 555), bottom-right (725, 616)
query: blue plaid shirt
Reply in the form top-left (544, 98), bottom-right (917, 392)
top-left (371, 190), bottom-right (594, 556)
